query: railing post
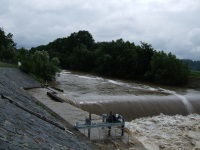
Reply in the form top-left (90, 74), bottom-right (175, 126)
top-left (88, 112), bottom-right (91, 139)
top-left (108, 111), bottom-right (112, 136)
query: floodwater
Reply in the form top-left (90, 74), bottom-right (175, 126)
top-left (126, 114), bottom-right (200, 150)
top-left (47, 70), bottom-right (200, 149)
top-left (50, 70), bottom-right (200, 121)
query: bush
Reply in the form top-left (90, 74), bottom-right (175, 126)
top-left (18, 49), bottom-right (60, 81)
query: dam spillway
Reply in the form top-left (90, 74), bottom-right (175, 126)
top-left (50, 70), bottom-right (200, 121)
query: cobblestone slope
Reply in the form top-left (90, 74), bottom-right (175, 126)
top-left (0, 68), bottom-right (91, 150)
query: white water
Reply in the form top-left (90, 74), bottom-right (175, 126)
top-left (126, 114), bottom-right (200, 150)
top-left (158, 88), bottom-right (194, 114)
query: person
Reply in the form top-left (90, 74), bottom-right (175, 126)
top-left (107, 112), bottom-right (125, 136)
top-left (115, 114), bottom-right (124, 136)
top-left (85, 118), bottom-right (91, 125)
top-left (107, 111), bottom-right (113, 136)
top-left (115, 114), bottom-right (121, 122)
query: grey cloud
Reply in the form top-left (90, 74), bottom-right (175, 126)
top-left (0, 0), bottom-right (200, 60)
top-left (188, 28), bottom-right (200, 46)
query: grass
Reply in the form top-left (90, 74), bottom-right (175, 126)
top-left (190, 70), bottom-right (200, 78)
top-left (0, 61), bottom-right (17, 68)
top-left (0, 61), bottom-right (46, 85)
top-left (30, 73), bottom-right (45, 84)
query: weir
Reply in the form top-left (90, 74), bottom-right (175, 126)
top-left (159, 88), bottom-right (195, 114)
top-left (51, 70), bottom-right (200, 121)
top-left (79, 95), bottom-right (200, 121)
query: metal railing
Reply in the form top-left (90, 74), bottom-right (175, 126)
top-left (75, 123), bottom-right (130, 142)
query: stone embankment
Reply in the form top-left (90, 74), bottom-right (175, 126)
top-left (0, 68), bottom-right (94, 150)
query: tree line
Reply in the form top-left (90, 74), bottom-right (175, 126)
top-left (182, 59), bottom-right (200, 71)
top-left (30, 30), bottom-right (190, 85)
top-left (0, 27), bottom-right (190, 85)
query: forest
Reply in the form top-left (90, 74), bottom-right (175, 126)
top-left (0, 28), bottom-right (192, 85)
top-left (30, 30), bottom-right (190, 85)
top-left (182, 59), bottom-right (200, 71)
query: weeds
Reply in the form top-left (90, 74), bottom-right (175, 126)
top-left (190, 70), bottom-right (200, 78)
top-left (0, 62), bottom-right (17, 68)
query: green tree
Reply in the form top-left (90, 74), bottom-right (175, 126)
top-left (30, 31), bottom-right (95, 69)
top-left (17, 48), bottom-right (32, 73)
top-left (94, 39), bottom-right (138, 77)
top-left (94, 40), bottom-right (121, 75)
top-left (29, 30), bottom-right (190, 85)
top-left (149, 51), bottom-right (189, 85)
top-left (115, 41), bottom-right (138, 78)
top-left (68, 44), bottom-right (95, 71)
top-left (135, 42), bottom-right (154, 77)
top-left (0, 28), bottom-right (16, 62)
top-left (67, 30), bottom-right (95, 50)
top-left (30, 50), bottom-right (60, 80)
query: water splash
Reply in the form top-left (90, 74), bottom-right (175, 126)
top-left (107, 79), bottom-right (125, 85)
top-left (158, 88), bottom-right (194, 114)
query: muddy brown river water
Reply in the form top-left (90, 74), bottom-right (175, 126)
top-left (50, 70), bottom-right (200, 121)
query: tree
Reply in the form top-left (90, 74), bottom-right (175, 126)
top-left (135, 42), bottom-right (154, 77)
top-left (16, 48), bottom-right (32, 73)
top-left (29, 30), bottom-right (190, 85)
top-left (94, 39), bottom-right (138, 78)
top-left (0, 28), bottom-right (16, 62)
top-left (67, 31), bottom-right (95, 50)
top-left (30, 31), bottom-right (95, 69)
top-left (182, 59), bottom-right (200, 71)
top-left (68, 44), bottom-right (95, 71)
top-left (149, 51), bottom-right (189, 85)
top-left (18, 50), bottom-right (60, 81)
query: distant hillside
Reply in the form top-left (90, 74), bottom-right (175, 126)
top-left (182, 59), bottom-right (200, 71)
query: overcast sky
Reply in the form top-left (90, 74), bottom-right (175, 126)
top-left (1, 0), bottom-right (200, 60)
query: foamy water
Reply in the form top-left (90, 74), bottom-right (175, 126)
top-left (107, 79), bottom-right (125, 85)
top-left (158, 88), bottom-right (195, 114)
top-left (75, 75), bottom-right (104, 81)
top-left (126, 114), bottom-right (200, 150)
top-left (60, 71), bottom-right (71, 74)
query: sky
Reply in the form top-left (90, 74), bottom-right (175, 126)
top-left (0, 0), bottom-right (200, 60)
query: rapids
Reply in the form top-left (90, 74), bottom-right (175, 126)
top-left (50, 70), bottom-right (200, 121)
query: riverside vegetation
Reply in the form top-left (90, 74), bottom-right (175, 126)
top-left (0, 27), bottom-right (60, 81)
top-left (1, 27), bottom-right (199, 85)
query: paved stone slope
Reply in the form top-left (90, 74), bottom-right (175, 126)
top-left (0, 68), bottom-right (91, 150)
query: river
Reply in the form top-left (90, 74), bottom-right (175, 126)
top-left (49, 70), bottom-right (200, 121)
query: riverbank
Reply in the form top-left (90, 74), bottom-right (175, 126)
top-left (0, 68), bottom-right (97, 149)
top-left (188, 77), bottom-right (200, 89)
